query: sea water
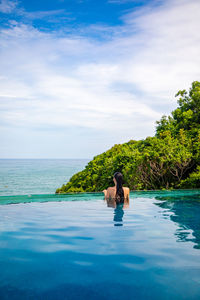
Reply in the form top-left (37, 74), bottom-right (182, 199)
top-left (0, 160), bottom-right (200, 299)
top-left (0, 159), bottom-right (89, 196)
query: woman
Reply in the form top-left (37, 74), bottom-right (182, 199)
top-left (103, 172), bottom-right (129, 204)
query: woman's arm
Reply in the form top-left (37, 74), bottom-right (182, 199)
top-left (103, 189), bottom-right (107, 198)
top-left (126, 188), bottom-right (130, 199)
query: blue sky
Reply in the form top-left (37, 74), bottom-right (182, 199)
top-left (0, 0), bottom-right (200, 158)
top-left (0, 0), bottom-right (153, 29)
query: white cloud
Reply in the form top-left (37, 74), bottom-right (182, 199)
top-left (0, 0), bottom-right (200, 157)
top-left (0, 22), bottom-right (160, 134)
top-left (0, 0), bottom-right (18, 13)
top-left (120, 0), bottom-right (200, 97)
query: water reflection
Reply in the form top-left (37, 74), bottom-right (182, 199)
top-left (155, 193), bottom-right (200, 249)
top-left (105, 198), bottom-right (129, 226)
top-left (113, 204), bottom-right (124, 226)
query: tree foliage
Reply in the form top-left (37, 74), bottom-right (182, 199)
top-left (56, 81), bottom-right (200, 193)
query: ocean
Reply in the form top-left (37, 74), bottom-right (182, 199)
top-left (0, 159), bottom-right (89, 196)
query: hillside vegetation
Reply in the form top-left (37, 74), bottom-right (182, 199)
top-left (56, 81), bottom-right (200, 193)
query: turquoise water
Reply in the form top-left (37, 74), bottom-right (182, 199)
top-left (0, 190), bottom-right (200, 299)
top-left (0, 159), bottom-right (89, 196)
top-left (0, 160), bottom-right (200, 299)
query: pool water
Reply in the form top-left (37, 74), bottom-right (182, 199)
top-left (0, 190), bottom-right (200, 299)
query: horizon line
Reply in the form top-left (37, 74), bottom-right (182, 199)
top-left (0, 158), bottom-right (91, 160)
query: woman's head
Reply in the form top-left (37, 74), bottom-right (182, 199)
top-left (113, 172), bottom-right (124, 203)
top-left (113, 172), bottom-right (123, 185)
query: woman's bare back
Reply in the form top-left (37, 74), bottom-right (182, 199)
top-left (104, 186), bottom-right (130, 200)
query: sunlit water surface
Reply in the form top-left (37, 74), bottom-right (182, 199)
top-left (0, 190), bottom-right (200, 299)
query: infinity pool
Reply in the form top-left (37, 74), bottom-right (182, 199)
top-left (0, 190), bottom-right (200, 299)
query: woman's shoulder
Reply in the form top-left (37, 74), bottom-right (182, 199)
top-left (123, 187), bottom-right (130, 197)
top-left (123, 187), bottom-right (130, 191)
top-left (107, 186), bottom-right (115, 190)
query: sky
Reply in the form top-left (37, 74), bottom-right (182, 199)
top-left (0, 0), bottom-right (200, 158)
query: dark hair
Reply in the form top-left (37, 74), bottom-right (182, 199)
top-left (114, 172), bottom-right (124, 203)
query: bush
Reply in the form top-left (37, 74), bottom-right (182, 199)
top-left (179, 166), bottom-right (200, 188)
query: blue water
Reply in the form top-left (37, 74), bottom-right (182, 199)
top-left (0, 190), bottom-right (200, 299)
top-left (0, 160), bottom-right (200, 299)
top-left (0, 159), bottom-right (89, 196)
